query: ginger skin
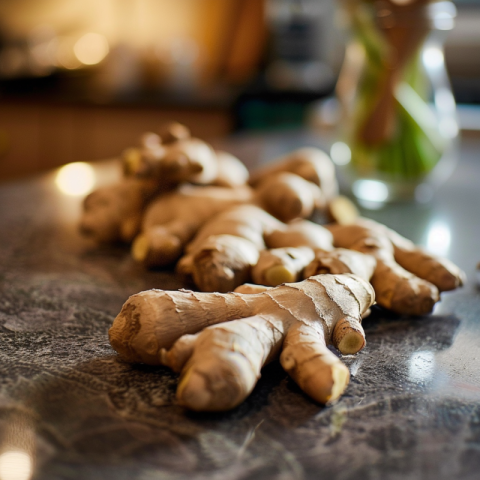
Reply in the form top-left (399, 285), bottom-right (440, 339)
top-left (79, 178), bottom-right (158, 244)
top-left (178, 204), bottom-right (334, 292)
top-left (81, 129), bottom-right (338, 255)
top-left (82, 122), bottom-right (250, 246)
top-left (254, 172), bottom-right (325, 223)
top-left (124, 122), bottom-right (249, 189)
top-left (249, 147), bottom-right (360, 225)
top-left (250, 147), bottom-right (339, 222)
top-left (109, 273), bottom-right (375, 411)
top-left (250, 147), bottom-right (339, 201)
top-left (132, 185), bottom-right (253, 267)
top-left (130, 171), bottom-right (335, 272)
top-left (253, 247), bottom-right (376, 287)
top-left (304, 248), bottom-right (377, 281)
top-left (252, 246), bottom-right (317, 286)
top-left (357, 218), bottom-right (465, 292)
top-left (327, 219), bottom-right (465, 315)
top-left (177, 205), bottom-right (280, 292)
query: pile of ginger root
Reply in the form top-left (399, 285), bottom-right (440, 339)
top-left (80, 121), bottom-right (466, 412)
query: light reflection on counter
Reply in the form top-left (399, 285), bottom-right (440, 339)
top-left (0, 451), bottom-right (32, 480)
top-left (426, 220), bottom-right (451, 256)
top-left (408, 350), bottom-right (436, 384)
top-left (55, 162), bottom-right (96, 196)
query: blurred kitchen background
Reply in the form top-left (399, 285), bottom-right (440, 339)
top-left (0, 0), bottom-right (479, 182)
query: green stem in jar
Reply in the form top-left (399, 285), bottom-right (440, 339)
top-left (344, 4), bottom-right (446, 180)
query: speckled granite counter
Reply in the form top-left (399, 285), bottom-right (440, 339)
top-left (1, 134), bottom-right (480, 480)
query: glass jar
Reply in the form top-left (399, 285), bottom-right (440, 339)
top-left (333, 0), bottom-right (458, 206)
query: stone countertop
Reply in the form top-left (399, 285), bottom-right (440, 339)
top-left (1, 135), bottom-right (480, 480)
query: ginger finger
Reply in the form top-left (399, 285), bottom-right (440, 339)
top-left (356, 218), bottom-right (465, 291)
top-left (393, 248), bottom-right (465, 292)
top-left (255, 172), bottom-right (325, 223)
top-left (109, 274), bottom-right (375, 367)
top-left (252, 247), bottom-right (316, 286)
top-left (280, 322), bottom-right (350, 404)
top-left (264, 219), bottom-right (333, 250)
top-left (327, 223), bottom-right (440, 315)
top-left (181, 204), bottom-right (282, 292)
top-left (331, 315), bottom-right (366, 354)
top-left (325, 195), bottom-right (359, 225)
top-left (131, 274), bottom-right (375, 411)
top-left (122, 132), bottom-right (164, 178)
top-left (212, 151), bottom-right (250, 188)
top-left (172, 314), bottom-right (284, 411)
top-left (158, 138), bottom-right (218, 185)
top-left (133, 185), bottom-right (253, 267)
top-left (160, 334), bottom-right (198, 373)
top-left (374, 259), bottom-right (439, 315)
top-left (132, 222), bottom-right (186, 267)
top-left (190, 234), bottom-right (260, 293)
top-left (159, 121), bottom-right (190, 144)
top-left (250, 147), bottom-right (338, 201)
top-left (182, 205), bottom-right (335, 292)
top-left (110, 288), bottom-right (242, 364)
top-left (80, 178), bottom-right (158, 244)
top-left (303, 248), bottom-right (376, 281)
top-left (175, 253), bottom-right (195, 283)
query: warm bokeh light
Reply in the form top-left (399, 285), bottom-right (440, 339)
top-left (56, 38), bottom-right (82, 70)
top-left (55, 162), bottom-right (96, 196)
top-left (74, 33), bottom-right (109, 65)
top-left (0, 451), bottom-right (32, 480)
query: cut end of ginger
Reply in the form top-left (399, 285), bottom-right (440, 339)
top-left (265, 265), bottom-right (296, 286)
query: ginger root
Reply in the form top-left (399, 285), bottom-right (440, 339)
top-left (128, 160), bottom-right (336, 271)
top-left (249, 148), bottom-right (362, 225)
top-left (250, 147), bottom-right (339, 222)
top-left (109, 273), bottom-right (375, 410)
top-left (124, 122), bottom-right (249, 188)
top-left (81, 122), bottom-right (251, 246)
top-left (304, 248), bottom-right (377, 281)
top-left (132, 185), bottom-right (253, 267)
top-left (327, 219), bottom-right (465, 315)
top-left (357, 218), bottom-right (465, 292)
top-left (80, 126), bottom-right (340, 254)
top-left (252, 247), bottom-right (376, 287)
top-left (254, 172), bottom-right (325, 223)
top-left (250, 147), bottom-right (339, 200)
top-left (177, 204), bottom-right (334, 292)
top-left (79, 178), bottom-right (158, 244)
top-left (252, 246), bottom-right (317, 286)
top-left (98, 124), bottom-right (467, 414)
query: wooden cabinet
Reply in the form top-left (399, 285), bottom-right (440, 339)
top-left (0, 101), bottom-right (232, 181)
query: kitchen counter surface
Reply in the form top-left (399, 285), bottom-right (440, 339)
top-left (1, 132), bottom-right (480, 480)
